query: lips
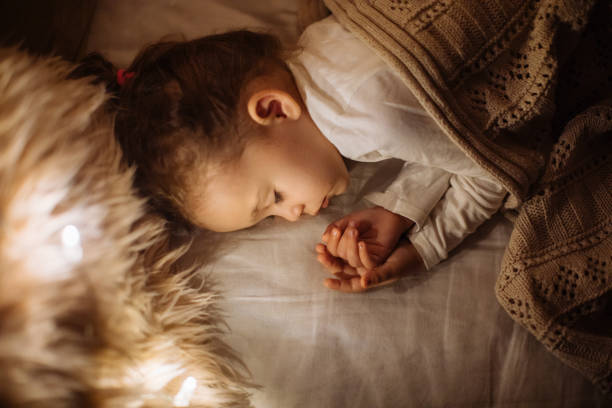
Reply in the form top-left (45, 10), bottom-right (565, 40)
top-left (312, 196), bottom-right (330, 216)
top-left (321, 196), bottom-right (330, 209)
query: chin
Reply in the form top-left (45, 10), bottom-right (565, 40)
top-left (335, 176), bottom-right (350, 196)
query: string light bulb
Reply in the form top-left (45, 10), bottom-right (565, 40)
top-left (61, 224), bottom-right (83, 262)
top-left (173, 376), bottom-right (197, 407)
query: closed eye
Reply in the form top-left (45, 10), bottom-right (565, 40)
top-left (274, 190), bottom-right (283, 204)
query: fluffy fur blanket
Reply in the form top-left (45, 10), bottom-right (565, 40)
top-left (0, 48), bottom-right (254, 407)
top-left (320, 0), bottom-right (612, 393)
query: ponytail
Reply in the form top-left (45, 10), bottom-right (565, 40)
top-left (69, 52), bottom-right (124, 110)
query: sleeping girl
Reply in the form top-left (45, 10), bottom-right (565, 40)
top-left (76, 15), bottom-right (506, 293)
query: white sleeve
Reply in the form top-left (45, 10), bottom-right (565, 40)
top-left (364, 162), bottom-right (451, 230)
top-left (408, 174), bottom-right (507, 269)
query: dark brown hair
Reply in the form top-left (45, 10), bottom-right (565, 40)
top-left (72, 31), bottom-right (285, 229)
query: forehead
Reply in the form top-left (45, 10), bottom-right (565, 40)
top-left (187, 157), bottom-right (259, 232)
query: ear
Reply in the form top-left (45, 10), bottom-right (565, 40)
top-left (247, 89), bottom-right (302, 126)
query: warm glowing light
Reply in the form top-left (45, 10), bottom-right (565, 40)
top-left (62, 224), bottom-right (80, 247)
top-left (173, 376), bottom-right (197, 407)
top-left (61, 224), bottom-right (83, 262)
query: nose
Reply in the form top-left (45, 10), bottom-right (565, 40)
top-left (276, 203), bottom-right (304, 222)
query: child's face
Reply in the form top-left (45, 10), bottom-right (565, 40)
top-left (188, 114), bottom-right (350, 232)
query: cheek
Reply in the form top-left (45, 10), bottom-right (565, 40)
top-left (298, 166), bottom-right (334, 199)
top-left (286, 155), bottom-right (327, 185)
top-left (273, 143), bottom-right (336, 194)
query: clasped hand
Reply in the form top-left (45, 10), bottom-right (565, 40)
top-left (315, 206), bottom-right (423, 293)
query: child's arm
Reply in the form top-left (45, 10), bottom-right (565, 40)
top-left (407, 174), bottom-right (506, 269)
top-left (316, 237), bottom-right (424, 293)
top-left (321, 206), bottom-right (413, 269)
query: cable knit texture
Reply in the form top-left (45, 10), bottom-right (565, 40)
top-left (320, 0), bottom-right (612, 393)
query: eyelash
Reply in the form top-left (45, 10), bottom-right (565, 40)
top-left (274, 190), bottom-right (283, 204)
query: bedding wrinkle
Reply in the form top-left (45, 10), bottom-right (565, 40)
top-left (225, 294), bottom-right (335, 303)
top-left (441, 268), bottom-right (456, 353)
top-left (495, 322), bottom-right (534, 403)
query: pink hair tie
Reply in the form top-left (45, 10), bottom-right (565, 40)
top-left (116, 68), bottom-right (135, 86)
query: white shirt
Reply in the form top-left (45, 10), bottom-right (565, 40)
top-left (287, 16), bottom-right (506, 269)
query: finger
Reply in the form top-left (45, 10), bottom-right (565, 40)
top-left (333, 270), bottom-right (359, 280)
top-left (335, 225), bottom-right (357, 261)
top-left (321, 225), bottom-right (333, 243)
top-left (316, 245), bottom-right (343, 271)
top-left (360, 243), bottom-right (420, 288)
top-left (316, 251), bottom-right (345, 274)
top-left (361, 272), bottom-right (400, 289)
top-left (361, 263), bottom-right (399, 288)
top-left (340, 264), bottom-right (358, 276)
top-left (332, 217), bottom-right (351, 231)
top-left (317, 245), bottom-right (360, 276)
top-left (344, 227), bottom-right (362, 268)
top-left (323, 276), bottom-right (366, 293)
top-left (363, 255), bottom-right (400, 287)
top-left (322, 217), bottom-right (351, 242)
top-left (326, 227), bottom-right (341, 257)
top-left (358, 241), bottom-right (377, 270)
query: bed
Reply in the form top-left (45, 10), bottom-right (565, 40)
top-left (86, 1), bottom-right (609, 407)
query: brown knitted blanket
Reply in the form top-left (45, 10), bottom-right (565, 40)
top-left (320, 0), bottom-right (612, 393)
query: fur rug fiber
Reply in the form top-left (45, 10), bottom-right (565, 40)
top-left (0, 48), bottom-right (254, 407)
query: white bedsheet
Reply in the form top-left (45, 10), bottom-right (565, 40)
top-left (88, 2), bottom-right (607, 406)
top-left (208, 162), bottom-right (603, 408)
